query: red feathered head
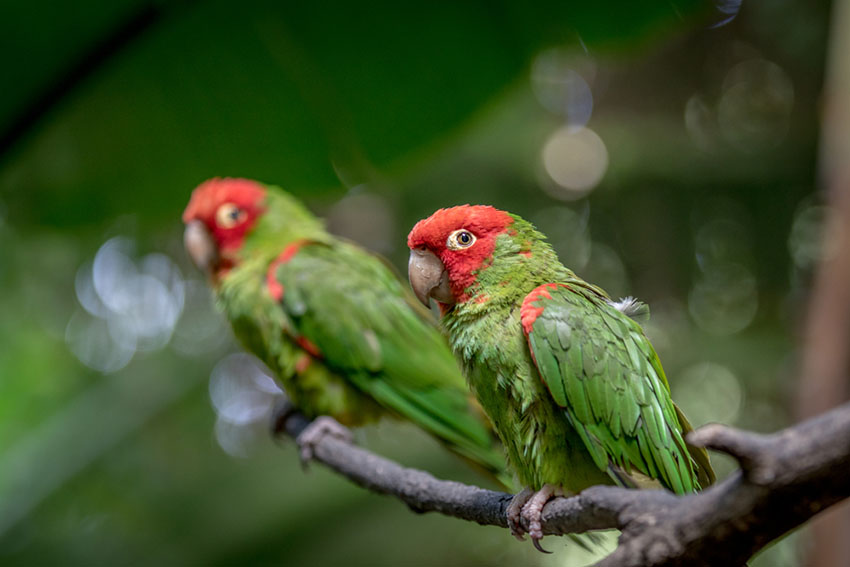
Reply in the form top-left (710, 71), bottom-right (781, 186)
top-left (182, 178), bottom-right (267, 278)
top-left (407, 205), bottom-right (513, 305)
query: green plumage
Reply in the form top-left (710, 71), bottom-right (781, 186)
top-left (442, 214), bottom-right (714, 494)
top-left (216, 187), bottom-right (507, 482)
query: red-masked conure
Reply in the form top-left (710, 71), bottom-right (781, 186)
top-left (407, 205), bottom-right (714, 549)
top-left (182, 179), bottom-right (507, 484)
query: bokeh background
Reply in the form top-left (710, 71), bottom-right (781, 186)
top-left (1, 0), bottom-right (839, 565)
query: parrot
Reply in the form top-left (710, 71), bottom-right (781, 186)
top-left (407, 204), bottom-right (715, 549)
top-left (182, 178), bottom-right (509, 485)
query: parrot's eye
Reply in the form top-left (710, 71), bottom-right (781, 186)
top-left (215, 203), bottom-right (245, 228)
top-left (447, 229), bottom-right (476, 250)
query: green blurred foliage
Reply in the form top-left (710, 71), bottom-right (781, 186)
top-left (0, 0), bottom-right (829, 565)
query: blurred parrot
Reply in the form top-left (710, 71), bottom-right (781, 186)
top-left (407, 205), bottom-right (715, 549)
top-left (182, 178), bottom-right (508, 485)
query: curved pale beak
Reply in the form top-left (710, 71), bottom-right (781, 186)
top-left (408, 248), bottom-right (455, 307)
top-left (184, 220), bottom-right (220, 276)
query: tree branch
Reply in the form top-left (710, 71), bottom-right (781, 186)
top-left (796, 1), bottom-right (850, 563)
top-left (275, 401), bottom-right (850, 566)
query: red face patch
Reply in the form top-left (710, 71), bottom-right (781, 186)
top-left (183, 178), bottom-right (267, 254)
top-left (407, 205), bottom-right (514, 301)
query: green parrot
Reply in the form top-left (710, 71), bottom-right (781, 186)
top-left (182, 178), bottom-right (506, 484)
top-left (407, 204), bottom-right (714, 549)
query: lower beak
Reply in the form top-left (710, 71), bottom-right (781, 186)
top-left (184, 220), bottom-right (220, 276)
top-left (408, 248), bottom-right (455, 307)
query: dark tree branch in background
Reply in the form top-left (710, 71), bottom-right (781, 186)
top-left (796, 1), bottom-right (850, 564)
top-left (275, 402), bottom-right (850, 567)
top-left (0, 4), bottom-right (163, 161)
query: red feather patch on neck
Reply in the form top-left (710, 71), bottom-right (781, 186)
top-left (183, 178), bottom-right (267, 254)
top-left (407, 205), bottom-right (513, 302)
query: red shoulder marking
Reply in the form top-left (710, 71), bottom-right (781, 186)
top-left (296, 336), bottom-right (322, 358)
top-left (265, 239), bottom-right (311, 301)
top-left (266, 266), bottom-right (284, 302)
top-left (520, 283), bottom-right (562, 335)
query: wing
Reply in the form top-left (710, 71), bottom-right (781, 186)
top-left (272, 240), bottom-right (506, 477)
top-left (522, 282), bottom-right (711, 493)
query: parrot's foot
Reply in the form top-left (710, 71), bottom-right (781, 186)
top-left (507, 484), bottom-right (561, 553)
top-left (295, 416), bottom-right (353, 465)
top-left (507, 487), bottom-right (535, 541)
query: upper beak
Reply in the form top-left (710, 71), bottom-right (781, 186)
top-left (408, 248), bottom-right (454, 307)
top-left (184, 220), bottom-right (220, 276)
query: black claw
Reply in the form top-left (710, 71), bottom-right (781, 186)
top-left (532, 538), bottom-right (552, 554)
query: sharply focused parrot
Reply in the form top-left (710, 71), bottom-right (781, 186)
top-left (182, 178), bottom-right (507, 483)
top-left (407, 205), bottom-right (715, 548)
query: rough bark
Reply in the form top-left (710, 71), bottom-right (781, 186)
top-left (274, 401), bottom-right (850, 566)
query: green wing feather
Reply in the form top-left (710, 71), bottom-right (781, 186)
top-left (523, 283), bottom-right (713, 493)
top-left (274, 241), bottom-right (507, 480)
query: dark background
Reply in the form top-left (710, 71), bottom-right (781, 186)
top-left (0, 1), bottom-right (830, 565)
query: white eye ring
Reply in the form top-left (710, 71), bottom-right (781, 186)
top-left (215, 203), bottom-right (244, 228)
top-left (447, 229), bottom-right (476, 250)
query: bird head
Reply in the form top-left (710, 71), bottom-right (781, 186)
top-left (182, 178), bottom-right (267, 280)
top-left (407, 205), bottom-right (515, 307)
